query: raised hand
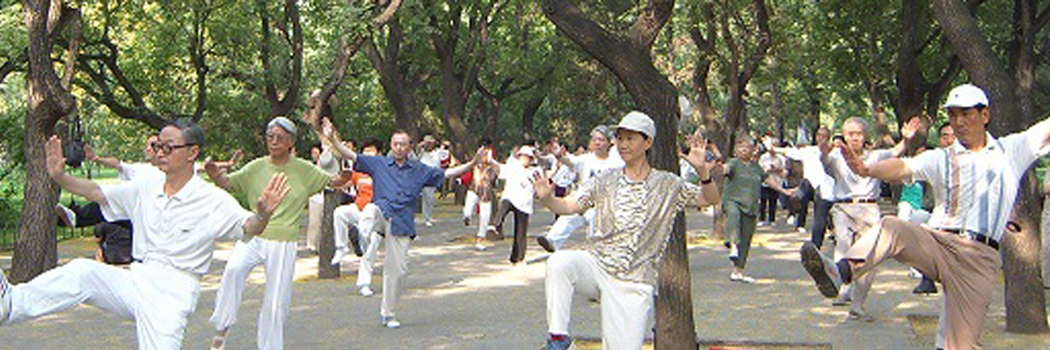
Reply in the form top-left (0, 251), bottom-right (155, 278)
top-left (84, 143), bottom-right (97, 162)
top-left (531, 170), bottom-right (555, 199)
top-left (46, 135), bottom-right (67, 178)
top-left (680, 129), bottom-right (715, 177)
top-left (901, 116), bottom-right (922, 140)
top-left (256, 173), bottom-right (290, 220)
top-left (839, 142), bottom-right (870, 177)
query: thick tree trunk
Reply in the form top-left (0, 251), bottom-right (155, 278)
top-left (13, 0), bottom-right (76, 282)
top-left (520, 93), bottom-right (546, 142)
top-left (318, 190), bottom-right (340, 279)
top-left (365, 19), bottom-right (421, 139)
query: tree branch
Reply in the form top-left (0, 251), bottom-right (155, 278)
top-left (627, 0), bottom-right (674, 50)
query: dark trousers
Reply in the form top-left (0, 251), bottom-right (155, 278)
top-left (491, 199), bottom-right (530, 263)
top-left (759, 187), bottom-right (779, 223)
top-left (810, 196), bottom-right (834, 248)
top-left (792, 180), bottom-right (816, 229)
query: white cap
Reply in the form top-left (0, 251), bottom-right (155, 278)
top-left (515, 146), bottom-right (536, 158)
top-left (267, 117), bottom-right (298, 136)
top-left (944, 84), bottom-right (989, 109)
top-left (616, 111), bottom-right (656, 140)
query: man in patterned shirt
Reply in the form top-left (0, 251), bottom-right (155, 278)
top-left (531, 111), bottom-right (721, 350)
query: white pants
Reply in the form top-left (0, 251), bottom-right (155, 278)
top-left (831, 203), bottom-right (879, 313)
top-left (306, 193), bottom-right (324, 251)
top-left (463, 191), bottom-right (493, 238)
top-left (378, 217), bottom-right (412, 318)
top-left (333, 203), bottom-right (384, 287)
top-left (209, 237), bottom-right (297, 350)
top-left (421, 186), bottom-right (436, 223)
top-left (546, 251), bottom-right (654, 350)
top-left (897, 202), bottom-right (931, 224)
top-left (6, 259), bottom-right (200, 350)
top-left (544, 210), bottom-right (595, 250)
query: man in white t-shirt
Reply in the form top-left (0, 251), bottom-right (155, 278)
top-left (758, 145), bottom-right (787, 226)
top-left (775, 127), bottom-right (836, 240)
top-left (0, 119), bottom-right (288, 350)
top-left (536, 126), bottom-right (625, 252)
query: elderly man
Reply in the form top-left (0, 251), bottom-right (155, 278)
top-left (321, 120), bottom-right (479, 329)
top-left (416, 135), bottom-right (447, 227)
top-left (801, 84), bottom-right (1050, 350)
top-left (204, 117), bottom-right (349, 350)
top-left (532, 112), bottom-right (720, 350)
top-left (0, 119), bottom-right (288, 350)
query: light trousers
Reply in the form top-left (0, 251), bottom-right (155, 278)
top-left (7, 259), bottom-right (200, 350)
top-left (333, 203), bottom-right (383, 288)
top-left (463, 191), bottom-right (493, 238)
top-left (209, 237), bottom-right (297, 350)
top-left (306, 193), bottom-right (324, 251)
top-left (830, 203), bottom-right (879, 313)
top-left (380, 227), bottom-right (413, 318)
top-left (544, 210), bottom-right (594, 250)
top-left (546, 251), bottom-right (654, 350)
top-left (421, 186), bottom-right (437, 223)
top-left (847, 217), bottom-right (1000, 350)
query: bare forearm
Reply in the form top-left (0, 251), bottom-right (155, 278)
top-left (867, 158), bottom-right (912, 184)
top-left (444, 160), bottom-right (475, 178)
top-left (698, 182), bottom-right (720, 206)
top-left (205, 169), bottom-right (232, 189)
top-left (539, 196), bottom-right (581, 215)
top-left (91, 156), bottom-right (123, 170)
top-left (52, 173), bottom-right (107, 205)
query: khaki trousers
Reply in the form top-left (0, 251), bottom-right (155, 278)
top-left (847, 217), bottom-right (1000, 350)
top-left (830, 203), bottom-right (879, 313)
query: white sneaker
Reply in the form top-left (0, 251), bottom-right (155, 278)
top-left (425, 221), bottom-right (434, 227)
top-left (55, 204), bottom-right (76, 227)
top-left (359, 285), bottom-right (374, 297)
top-left (0, 268), bottom-right (11, 324)
top-left (381, 315), bottom-right (401, 328)
top-left (787, 215), bottom-right (796, 226)
top-left (797, 227), bottom-right (807, 233)
top-left (330, 247), bottom-right (349, 265)
top-left (475, 244), bottom-right (488, 251)
top-left (757, 221), bottom-right (769, 227)
top-left (729, 272), bottom-right (756, 284)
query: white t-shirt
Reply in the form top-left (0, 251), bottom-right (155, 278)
top-left (758, 152), bottom-right (786, 187)
top-left (118, 162), bottom-right (165, 182)
top-left (904, 131), bottom-right (1047, 241)
top-left (100, 175), bottom-right (254, 275)
top-left (782, 146), bottom-right (835, 200)
top-left (825, 148), bottom-right (895, 200)
top-left (498, 161), bottom-right (539, 214)
top-left (552, 164), bottom-right (576, 188)
top-left (567, 152), bottom-right (624, 185)
top-left (419, 148), bottom-right (445, 168)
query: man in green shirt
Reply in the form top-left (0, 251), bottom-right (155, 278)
top-left (204, 117), bottom-right (349, 350)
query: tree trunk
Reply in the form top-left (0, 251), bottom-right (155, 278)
top-left (932, 0), bottom-right (1048, 334)
top-left (365, 18), bottom-right (421, 139)
top-left (521, 93), bottom-right (546, 142)
top-left (318, 190), bottom-right (340, 279)
top-left (13, 0), bottom-right (77, 282)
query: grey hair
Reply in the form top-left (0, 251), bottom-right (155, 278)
top-left (170, 118), bottom-right (205, 160)
top-left (842, 117), bottom-right (869, 137)
top-left (591, 125), bottom-right (613, 140)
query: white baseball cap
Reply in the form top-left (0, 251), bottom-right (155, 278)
top-left (943, 84), bottom-right (989, 109)
top-left (616, 111), bottom-right (656, 140)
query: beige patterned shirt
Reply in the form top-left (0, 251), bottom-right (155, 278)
top-left (575, 169), bottom-right (703, 286)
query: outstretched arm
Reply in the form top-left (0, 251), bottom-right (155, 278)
top-left (444, 147), bottom-right (483, 178)
top-left (47, 136), bottom-right (107, 205)
top-left (318, 118), bottom-right (357, 163)
top-left (84, 144), bottom-right (124, 171)
top-left (533, 170), bottom-right (581, 215)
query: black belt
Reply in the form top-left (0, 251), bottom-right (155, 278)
top-left (835, 198), bottom-right (878, 204)
top-left (943, 229), bottom-right (999, 251)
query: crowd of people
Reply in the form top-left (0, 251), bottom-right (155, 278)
top-left (0, 84), bottom-right (1047, 350)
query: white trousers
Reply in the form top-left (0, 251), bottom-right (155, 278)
top-left (209, 237), bottom-right (297, 350)
top-left (6, 259), bottom-right (200, 350)
top-left (333, 203), bottom-right (384, 287)
top-left (546, 251), bottom-right (654, 350)
top-left (463, 191), bottom-right (493, 238)
top-left (306, 193), bottom-right (324, 251)
top-left (830, 203), bottom-right (879, 314)
top-left (544, 210), bottom-right (595, 250)
top-left (421, 186), bottom-right (436, 223)
top-left (897, 202), bottom-right (931, 224)
top-left (378, 217), bottom-right (412, 318)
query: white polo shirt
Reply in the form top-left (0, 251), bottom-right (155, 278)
top-left (825, 148), bottom-right (895, 200)
top-left (100, 174), bottom-right (255, 275)
top-left (118, 162), bottom-right (165, 182)
top-left (781, 146), bottom-right (835, 200)
top-left (904, 131), bottom-right (1048, 241)
top-left (498, 161), bottom-right (539, 214)
top-left (567, 152), bottom-right (624, 185)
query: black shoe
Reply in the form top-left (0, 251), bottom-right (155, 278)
top-left (464, 217), bottom-right (470, 226)
top-left (349, 229), bottom-right (364, 257)
top-left (912, 277), bottom-right (938, 294)
top-left (537, 236), bottom-right (555, 253)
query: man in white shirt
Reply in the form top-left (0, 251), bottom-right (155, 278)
top-left (537, 126), bottom-right (625, 252)
top-left (776, 127), bottom-right (835, 240)
top-left (819, 116), bottom-right (917, 319)
top-left (0, 119), bottom-right (288, 350)
top-left (758, 145), bottom-right (787, 226)
top-left (417, 135), bottom-right (445, 227)
top-left (801, 84), bottom-right (1050, 350)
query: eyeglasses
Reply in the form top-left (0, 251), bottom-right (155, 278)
top-left (266, 133), bottom-right (291, 142)
top-left (150, 142), bottom-right (196, 154)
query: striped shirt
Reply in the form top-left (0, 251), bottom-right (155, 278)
top-left (903, 131), bottom-right (1048, 241)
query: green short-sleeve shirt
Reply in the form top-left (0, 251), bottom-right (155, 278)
top-left (228, 157), bottom-right (331, 241)
top-left (721, 158), bottom-right (767, 216)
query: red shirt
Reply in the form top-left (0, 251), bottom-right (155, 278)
top-left (352, 172), bottom-right (374, 210)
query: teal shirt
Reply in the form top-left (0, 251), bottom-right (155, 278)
top-left (721, 158), bottom-right (767, 216)
top-left (900, 182), bottom-right (924, 209)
